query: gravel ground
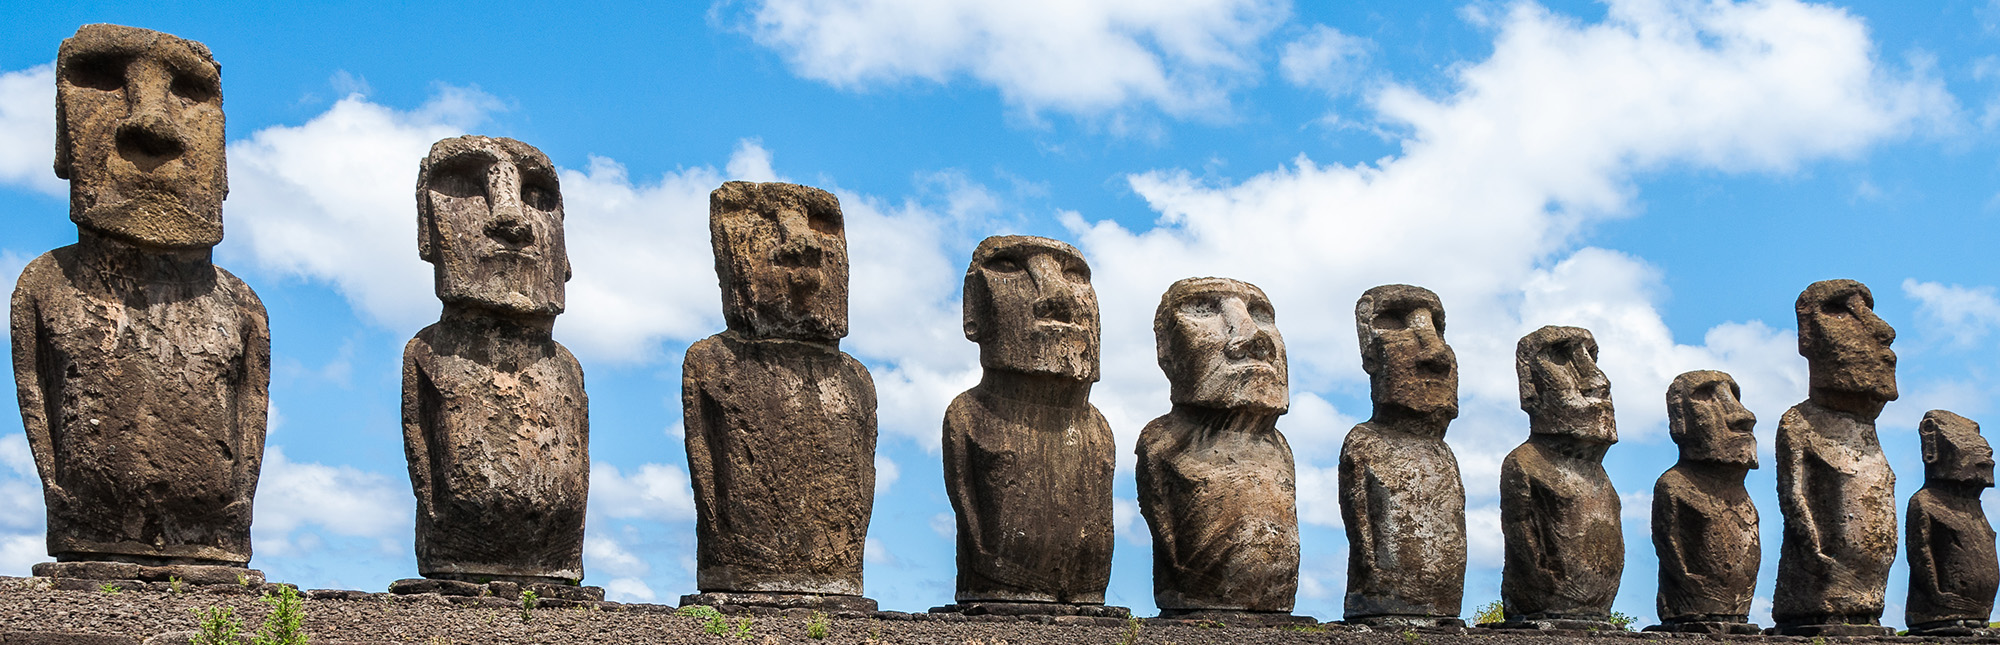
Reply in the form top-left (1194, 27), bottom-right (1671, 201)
top-left (2, 583), bottom-right (1997, 645)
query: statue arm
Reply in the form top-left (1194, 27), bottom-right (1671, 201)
top-left (1135, 429), bottom-right (1178, 572)
top-left (9, 280), bottom-right (56, 493)
top-left (1652, 487), bottom-right (1692, 587)
top-left (680, 351), bottom-right (718, 526)
top-left (941, 398), bottom-right (982, 559)
top-left (233, 294), bottom-right (271, 508)
top-left (1337, 439), bottom-right (1375, 570)
top-left (1905, 498), bottom-right (1957, 609)
top-left (1774, 415), bottom-right (1828, 564)
top-left (400, 339), bottom-right (434, 518)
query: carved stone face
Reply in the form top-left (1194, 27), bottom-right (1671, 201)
top-left (56, 24), bottom-right (227, 249)
top-left (1517, 325), bottom-right (1617, 444)
top-left (1154, 277), bottom-right (1286, 412)
top-left (962, 236), bottom-right (1099, 381)
top-left (1922, 410), bottom-right (1995, 488)
top-left (417, 136), bottom-right (569, 316)
top-left (1667, 370), bottom-right (1757, 468)
top-left (1356, 284), bottom-right (1458, 422)
top-left (1796, 279), bottom-right (1898, 405)
top-left (710, 181), bottom-right (849, 342)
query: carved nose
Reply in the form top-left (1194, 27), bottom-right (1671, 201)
top-left (487, 219), bottom-right (534, 246)
top-left (1226, 330), bottom-right (1275, 361)
top-left (1032, 296), bottom-right (1078, 323)
top-left (115, 112), bottom-right (185, 172)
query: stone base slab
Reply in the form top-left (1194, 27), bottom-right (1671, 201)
top-left (1643, 620), bottom-right (1761, 634)
top-left (930, 602), bottom-right (1130, 618)
top-left (1344, 615), bottom-right (1467, 629)
top-left (32, 561), bottom-right (262, 586)
top-left (389, 577), bottom-right (603, 602)
top-left (1909, 619), bottom-right (2000, 637)
top-left (1153, 609), bottom-right (1318, 627)
top-left (1479, 618), bottom-right (1620, 631)
top-left (681, 591), bottom-right (877, 613)
top-left (1766, 623), bottom-right (1897, 637)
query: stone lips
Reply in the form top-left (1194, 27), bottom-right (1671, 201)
top-left (1342, 284), bottom-right (1466, 626)
top-left (1496, 326), bottom-right (1621, 627)
top-left (685, 181), bottom-right (877, 601)
top-left (14, 24), bottom-right (269, 571)
top-left (1139, 277), bottom-right (1299, 613)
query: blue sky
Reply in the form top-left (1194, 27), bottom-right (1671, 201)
top-left (4, 0), bottom-right (2000, 628)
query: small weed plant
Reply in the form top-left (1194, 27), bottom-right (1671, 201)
top-left (1282, 623), bottom-right (1328, 633)
top-left (1402, 629), bottom-right (1423, 644)
top-left (731, 617), bottom-right (756, 641)
top-left (1607, 610), bottom-right (1637, 631)
top-left (236, 572), bottom-right (251, 588)
top-left (254, 585), bottom-right (308, 645)
top-left (676, 604), bottom-right (722, 620)
top-left (519, 589), bottom-right (540, 623)
top-left (805, 610), bottom-right (830, 640)
top-left (703, 612), bottom-right (730, 636)
top-left (1117, 617), bottom-right (1141, 645)
top-left (168, 575), bottom-right (185, 595)
top-left (188, 606), bottom-right (242, 645)
top-left (97, 582), bottom-right (120, 594)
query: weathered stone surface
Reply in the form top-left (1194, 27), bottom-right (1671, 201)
top-left (31, 561), bottom-right (261, 586)
top-left (929, 602), bottom-right (1131, 618)
top-left (1773, 279), bottom-right (1898, 634)
top-left (945, 236), bottom-right (1114, 605)
top-left (390, 577), bottom-right (604, 601)
top-left (404, 136), bottom-right (587, 585)
top-left (685, 182), bottom-right (876, 597)
top-left (3, 633), bottom-right (139, 645)
top-left (1149, 610), bottom-right (1318, 626)
top-left (1650, 370), bottom-right (1760, 633)
top-left (12, 24), bottom-right (268, 569)
top-left (1905, 409), bottom-right (1997, 634)
top-left (1339, 285), bottom-right (1465, 626)
top-left (681, 592), bottom-right (877, 613)
top-left (1137, 277), bottom-right (1298, 615)
top-left (1498, 326), bottom-right (1621, 624)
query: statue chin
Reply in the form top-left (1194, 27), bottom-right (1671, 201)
top-left (78, 197), bottom-right (222, 250)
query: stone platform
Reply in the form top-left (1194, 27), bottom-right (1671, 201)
top-left (1155, 609), bottom-right (1317, 627)
top-left (1766, 623), bottom-right (1897, 637)
top-left (679, 591), bottom-right (877, 613)
top-left (1644, 620), bottom-right (1762, 635)
top-left (929, 602), bottom-right (1130, 618)
top-left (389, 578), bottom-right (604, 603)
top-left (1345, 615), bottom-right (1468, 629)
top-left (1478, 618), bottom-right (1621, 631)
top-left (32, 562), bottom-right (263, 586)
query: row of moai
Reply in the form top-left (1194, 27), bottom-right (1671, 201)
top-left (10, 24), bottom-right (1998, 636)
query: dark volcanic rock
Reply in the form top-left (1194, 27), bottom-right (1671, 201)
top-left (684, 182), bottom-right (876, 598)
top-left (944, 236), bottom-right (1114, 608)
top-left (12, 24), bottom-right (269, 571)
top-left (1772, 279), bottom-right (1897, 636)
top-left (1339, 285), bottom-right (1466, 627)
top-left (1497, 326), bottom-right (1621, 629)
top-left (1138, 277), bottom-right (1299, 614)
top-left (404, 136), bottom-right (588, 585)
top-left (1649, 370), bottom-right (1760, 633)
top-left (1904, 409), bottom-right (1998, 636)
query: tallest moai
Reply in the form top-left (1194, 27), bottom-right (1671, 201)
top-left (11, 25), bottom-right (271, 583)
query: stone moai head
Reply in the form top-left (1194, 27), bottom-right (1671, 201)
top-left (416, 136), bottom-right (569, 316)
top-left (962, 236), bottom-right (1100, 381)
top-left (1921, 410), bottom-right (1995, 488)
top-left (1517, 325), bottom-right (1617, 444)
top-left (1666, 370), bottom-right (1757, 468)
top-left (1153, 277), bottom-right (1287, 412)
top-left (56, 24), bottom-right (227, 249)
top-left (1356, 284), bottom-right (1458, 423)
top-left (1796, 279), bottom-right (1897, 407)
top-left (710, 181), bottom-right (849, 342)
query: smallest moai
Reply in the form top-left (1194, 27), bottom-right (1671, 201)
top-left (1136, 277), bottom-right (1309, 626)
top-left (1646, 371), bottom-right (1760, 635)
top-left (1493, 326), bottom-right (1623, 631)
top-left (1904, 410), bottom-right (1999, 637)
top-left (393, 136), bottom-right (599, 603)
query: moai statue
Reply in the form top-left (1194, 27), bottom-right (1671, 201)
top-left (11, 24), bottom-right (270, 585)
top-left (939, 235), bottom-right (1123, 618)
top-left (1646, 371), bottom-right (1760, 635)
top-left (1772, 279), bottom-right (1898, 637)
top-left (1137, 277), bottom-right (1307, 625)
top-left (1904, 410), bottom-right (1997, 637)
top-left (682, 182), bottom-right (878, 612)
top-left (1495, 326), bottom-right (1622, 630)
top-left (1339, 285), bottom-right (1466, 627)
top-left (389, 136), bottom-right (598, 602)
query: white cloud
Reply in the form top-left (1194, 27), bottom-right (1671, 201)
top-left (0, 64), bottom-right (60, 196)
top-left (1112, 497), bottom-right (1146, 546)
top-left (735, 0), bottom-right (1289, 119)
top-left (1279, 24), bottom-right (1370, 93)
top-left (589, 462), bottom-right (696, 521)
top-left (1292, 464), bottom-right (1342, 529)
top-left (929, 512), bottom-right (954, 539)
top-left (0, 534), bottom-right (42, 577)
top-left (1903, 278), bottom-right (2000, 345)
top-left (604, 577), bottom-right (657, 603)
top-left (251, 447), bottom-right (410, 557)
top-left (873, 455), bottom-right (900, 495)
top-left (584, 534), bottom-right (650, 579)
top-left (864, 536), bottom-right (895, 565)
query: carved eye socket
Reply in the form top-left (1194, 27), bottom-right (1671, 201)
top-left (1820, 299), bottom-right (1852, 319)
top-left (1546, 345), bottom-right (1574, 366)
top-left (1371, 310), bottom-right (1408, 331)
top-left (1688, 385), bottom-right (1718, 402)
top-left (984, 257), bottom-right (1023, 273)
top-left (807, 207), bottom-right (842, 235)
top-left (64, 53), bottom-right (129, 92)
top-left (1249, 302), bottom-right (1275, 324)
top-left (170, 72), bottom-right (217, 104)
top-left (1063, 263), bottom-right (1089, 283)
top-left (428, 160), bottom-right (487, 202)
top-left (521, 181), bottom-right (560, 212)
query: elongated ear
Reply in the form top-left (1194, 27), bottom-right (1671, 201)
top-left (54, 99), bottom-right (71, 180)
